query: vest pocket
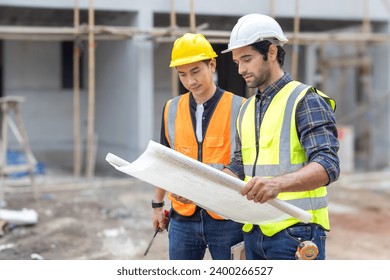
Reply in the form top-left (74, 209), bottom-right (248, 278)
top-left (260, 135), bottom-right (274, 148)
top-left (176, 146), bottom-right (194, 157)
top-left (205, 136), bottom-right (224, 147)
top-left (241, 144), bottom-right (256, 163)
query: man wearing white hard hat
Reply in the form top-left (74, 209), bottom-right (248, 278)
top-left (223, 14), bottom-right (340, 260)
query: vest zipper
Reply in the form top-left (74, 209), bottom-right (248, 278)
top-left (198, 141), bottom-right (202, 162)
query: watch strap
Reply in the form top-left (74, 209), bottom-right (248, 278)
top-left (151, 200), bottom-right (165, 208)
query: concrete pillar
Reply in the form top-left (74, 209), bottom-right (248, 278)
top-left (370, 22), bottom-right (390, 169)
top-left (134, 8), bottom-right (154, 156)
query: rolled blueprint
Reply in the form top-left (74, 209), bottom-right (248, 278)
top-left (106, 140), bottom-right (312, 224)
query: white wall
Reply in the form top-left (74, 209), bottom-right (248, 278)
top-left (153, 42), bottom-right (173, 141)
top-left (3, 41), bottom-right (84, 150)
top-left (371, 22), bottom-right (390, 169)
top-left (95, 40), bottom-right (138, 164)
top-left (3, 40), bottom-right (88, 168)
top-left (94, 7), bottom-right (154, 172)
top-left (5, 41), bottom-right (60, 90)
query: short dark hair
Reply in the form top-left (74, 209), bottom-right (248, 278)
top-left (250, 40), bottom-right (285, 67)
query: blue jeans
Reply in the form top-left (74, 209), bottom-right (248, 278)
top-left (168, 209), bottom-right (243, 260)
top-left (244, 223), bottom-right (327, 260)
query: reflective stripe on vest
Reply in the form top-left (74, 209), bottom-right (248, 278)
top-left (164, 91), bottom-right (245, 219)
top-left (238, 81), bottom-right (335, 236)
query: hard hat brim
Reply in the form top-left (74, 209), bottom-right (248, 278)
top-left (222, 37), bottom-right (288, 54)
top-left (169, 54), bottom-right (217, 67)
top-left (221, 45), bottom-right (242, 54)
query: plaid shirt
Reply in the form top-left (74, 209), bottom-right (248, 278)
top-left (225, 72), bottom-right (340, 185)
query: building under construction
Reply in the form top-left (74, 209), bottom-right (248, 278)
top-left (1, 0), bottom-right (390, 180)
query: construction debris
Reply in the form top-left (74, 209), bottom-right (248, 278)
top-left (0, 208), bottom-right (38, 226)
top-left (0, 219), bottom-right (7, 236)
top-left (0, 243), bottom-right (15, 252)
top-left (30, 253), bottom-right (44, 260)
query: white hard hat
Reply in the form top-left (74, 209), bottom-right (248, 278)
top-left (222, 14), bottom-right (288, 53)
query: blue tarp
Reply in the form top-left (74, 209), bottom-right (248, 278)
top-left (6, 149), bottom-right (45, 178)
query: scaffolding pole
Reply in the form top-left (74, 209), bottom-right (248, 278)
top-left (73, 0), bottom-right (82, 177)
top-left (189, 0), bottom-right (196, 33)
top-left (86, 0), bottom-right (96, 179)
top-left (170, 0), bottom-right (179, 98)
top-left (290, 0), bottom-right (300, 79)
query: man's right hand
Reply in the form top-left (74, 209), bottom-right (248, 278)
top-left (153, 207), bottom-right (167, 230)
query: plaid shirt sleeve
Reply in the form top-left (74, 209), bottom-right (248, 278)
top-left (224, 131), bottom-right (245, 180)
top-left (296, 90), bottom-right (340, 185)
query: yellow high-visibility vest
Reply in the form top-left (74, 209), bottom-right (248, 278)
top-left (164, 91), bottom-right (245, 219)
top-left (237, 81), bottom-right (335, 236)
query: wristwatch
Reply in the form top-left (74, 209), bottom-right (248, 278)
top-left (151, 200), bottom-right (165, 208)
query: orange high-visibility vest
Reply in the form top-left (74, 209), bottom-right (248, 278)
top-left (164, 91), bottom-right (244, 219)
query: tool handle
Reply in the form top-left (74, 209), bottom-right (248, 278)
top-left (163, 210), bottom-right (170, 229)
top-left (144, 228), bottom-right (161, 256)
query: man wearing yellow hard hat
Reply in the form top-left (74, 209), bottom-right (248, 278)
top-left (152, 33), bottom-right (245, 260)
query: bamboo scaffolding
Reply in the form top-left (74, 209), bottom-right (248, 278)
top-left (355, 0), bottom-right (372, 161)
top-left (1, 0), bottom-right (389, 178)
top-left (73, 0), bottom-right (82, 177)
top-left (170, 0), bottom-right (179, 98)
top-left (189, 0), bottom-right (196, 33)
top-left (1, 25), bottom-right (389, 45)
top-left (290, 0), bottom-right (300, 79)
top-left (86, 0), bottom-right (96, 179)
top-left (269, 0), bottom-right (275, 18)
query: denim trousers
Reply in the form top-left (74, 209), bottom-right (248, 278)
top-left (244, 223), bottom-right (327, 260)
top-left (168, 209), bottom-right (244, 260)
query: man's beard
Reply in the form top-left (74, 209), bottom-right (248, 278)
top-left (246, 74), bottom-right (268, 89)
top-left (243, 64), bottom-right (270, 89)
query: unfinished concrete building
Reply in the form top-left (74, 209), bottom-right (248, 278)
top-left (0, 0), bottom-right (389, 180)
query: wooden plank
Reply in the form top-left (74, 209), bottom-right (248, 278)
top-left (86, 0), bottom-right (96, 179)
top-left (0, 25), bottom-right (136, 41)
top-left (189, 0), bottom-right (196, 33)
top-left (1, 164), bottom-right (33, 174)
top-left (170, 0), bottom-right (179, 98)
top-left (324, 55), bottom-right (371, 68)
top-left (0, 25), bottom-right (389, 44)
top-left (290, 0), bottom-right (300, 79)
top-left (73, 0), bottom-right (82, 177)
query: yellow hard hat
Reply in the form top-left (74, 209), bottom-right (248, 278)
top-left (170, 33), bottom-right (217, 67)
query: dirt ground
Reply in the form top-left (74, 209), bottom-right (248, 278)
top-left (1, 170), bottom-right (390, 260)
